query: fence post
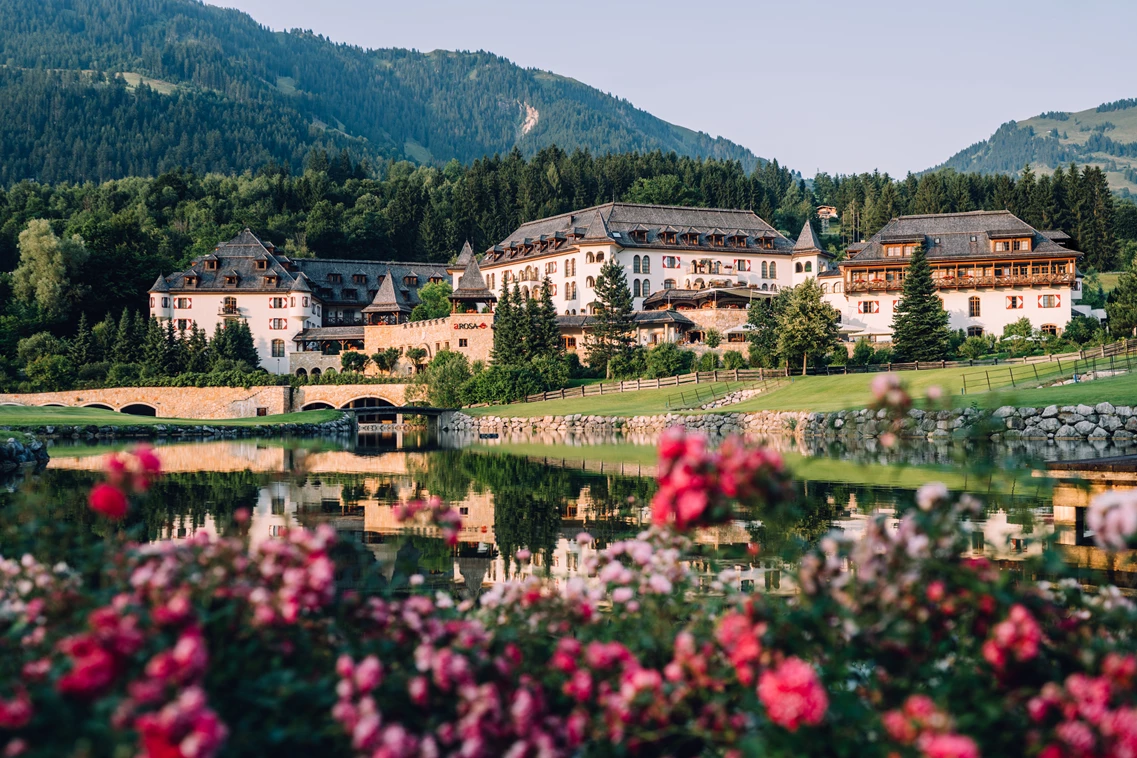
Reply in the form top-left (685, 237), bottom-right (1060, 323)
top-left (1033, 364), bottom-right (1039, 382)
top-left (1008, 368), bottom-right (1015, 388)
top-left (734, 368), bottom-right (739, 381)
top-left (985, 370), bottom-right (992, 391)
top-left (962, 374), bottom-right (967, 395)
top-left (599, 383), bottom-right (603, 395)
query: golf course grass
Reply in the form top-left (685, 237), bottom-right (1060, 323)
top-left (0, 405), bottom-right (342, 428)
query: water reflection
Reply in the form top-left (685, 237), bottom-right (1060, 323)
top-left (3, 430), bottom-right (1135, 594)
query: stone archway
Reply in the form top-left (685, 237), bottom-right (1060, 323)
top-left (119, 403), bottom-right (158, 417)
top-left (341, 396), bottom-right (396, 424)
top-left (83, 403), bottom-right (114, 411)
top-left (300, 402), bottom-right (334, 411)
top-left (296, 368), bottom-right (308, 378)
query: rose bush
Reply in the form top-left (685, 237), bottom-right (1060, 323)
top-left (2, 427), bottom-right (1137, 756)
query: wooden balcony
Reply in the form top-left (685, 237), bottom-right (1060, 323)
top-left (847, 272), bottom-right (1076, 293)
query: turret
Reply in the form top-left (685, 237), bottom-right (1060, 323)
top-left (149, 276), bottom-right (172, 320)
top-left (290, 273), bottom-right (313, 323)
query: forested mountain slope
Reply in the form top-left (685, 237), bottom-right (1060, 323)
top-left (935, 99), bottom-right (1137, 196)
top-left (0, 0), bottom-right (763, 184)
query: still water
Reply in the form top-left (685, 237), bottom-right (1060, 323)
top-left (2, 429), bottom-right (1134, 593)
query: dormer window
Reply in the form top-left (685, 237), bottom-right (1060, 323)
top-left (264, 274), bottom-right (278, 286)
top-left (428, 275), bottom-right (443, 284)
top-left (342, 289), bottom-right (358, 301)
top-left (661, 232), bottom-right (678, 245)
top-left (403, 275), bottom-right (418, 286)
top-left (327, 273), bottom-right (342, 284)
top-left (729, 234), bottom-right (748, 247)
top-left (205, 260), bottom-right (218, 271)
top-left (682, 232), bottom-right (700, 246)
top-left (255, 259), bottom-right (267, 270)
top-left (185, 275), bottom-right (198, 288)
top-left (376, 275), bottom-right (385, 285)
top-left (352, 274), bottom-right (367, 284)
top-left (224, 275), bottom-right (238, 286)
top-left (709, 234), bottom-right (725, 247)
top-left (630, 229), bottom-right (648, 243)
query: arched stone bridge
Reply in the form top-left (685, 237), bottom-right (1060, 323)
top-left (0, 384), bottom-right (417, 420)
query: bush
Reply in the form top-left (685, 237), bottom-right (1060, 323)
top-left (106, 362), bottom-right (142, 385)
top-left (76, 361), bottom-right (111, 382)
top-left (871, 346), bottom-right (894, 364)
top-left (694, 351), bottom-right (720, 372)
top-left (703, 328), bottom-right (722, 348)
top-left (341, 351), bottom-right (370, 373)
top-left (958, 336), bottom-right (989, 361)
top-left (644, 342), bottom-right (693, 379)
top-left (24, 354), bottom-right (75, 391)
top-left (722, 350), bottom-right (748, 370)
top-left (417, 350), bottom-right (471, 408)
top-left (462, 363), bottom-right (547, 404)
top-left (1064, 315), bottom-right (1100, 346)
top-left (608, 346), bottom-right (648, 381)
top-left (851, 338), bottom-right (875, 366)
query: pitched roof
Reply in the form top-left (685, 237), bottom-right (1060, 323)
top-left (290, 273), bottom-right (312, 293)
top-left (793, 219), bottom-right (824, 253)
top-left (362, 271), bottom-right (413, 314)
top-left (293, 326), bottom-right (366, 341)
top-left (450, 254), bottom-right (497, 301)
top-left (451, 241), bottom-right (475, 270)
top-left (149, 275), bottom-right (170, 293)
top-left (844, 210), bottom-right (1081, 264)
top-left (485, 203), bottom-right (794, 263)
top-left (292, 258), bottom-right (446, 306)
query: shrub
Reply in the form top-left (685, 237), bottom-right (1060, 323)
top-left (694, 351), bottom-right (720, 372)
top-left (722, 350), bottom-right (748, 370)
top-left (340, 351), bottom-right (370, 373)
top-left (851, 338), bottom-right (875, 366)
top-left (958, 336), bottom-right (989, 361)
top-left (644, 342), bottom-right (693, 379)
top-left (704, 328), bottom-right (722, 348)
top-left (608, 346), bottom-right (647, 381)
top-left (416, 350), bottom-right (472, 408)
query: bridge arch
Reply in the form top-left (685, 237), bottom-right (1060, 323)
top-left (300, 401), bottom-right (335, 411)
top-left (83, 403), bottom-right (114, 411)
top-left (119, 403), bottom-right (158, 417)
top-left (341, 396), bottom-right (397, 424)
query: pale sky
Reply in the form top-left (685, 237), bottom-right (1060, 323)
top-left (212, 0), bottom-right (1137, 177)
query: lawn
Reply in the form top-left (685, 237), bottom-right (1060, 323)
top-left (958, 371), bottom-right (1137, 410)
top-left (464, 382), bottom-right (753, 418)
top-left (0, 405), bottom-right (342, 428)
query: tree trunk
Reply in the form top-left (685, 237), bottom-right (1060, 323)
top-left (802, 352), bottom-right (807, 376)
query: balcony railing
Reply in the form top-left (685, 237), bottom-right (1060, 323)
top-left (847, 273), bottom-right (1076, 293)
top-left (218, 304), bottom-right (240, 316)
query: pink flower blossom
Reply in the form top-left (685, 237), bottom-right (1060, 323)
top-left (757, 657), bottom-right (828, 731)
top-left (88, 483), bottom-right (128, 520)
top-left (917, 732), bottom-right (980, 758)
top-left (1087, 491), bottom-right (1137, 552)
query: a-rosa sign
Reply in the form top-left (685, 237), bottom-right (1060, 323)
top-left (453, 322), bottom-right (489, 330)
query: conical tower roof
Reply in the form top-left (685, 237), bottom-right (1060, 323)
top-left (290, 272), bottom-right (312, 293)
top-left (362, 271), bottom-right (413, 314)
top-left (149, 275), bottom-right (170, 293)
top-left (794, 219), bottom-right (823, 253)
top-left (450, 240), bottom-right (475, 271)
top-left (450, 254), bottom-right (497, 302)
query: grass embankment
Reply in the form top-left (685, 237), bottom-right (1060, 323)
top-left (477, 441), bottom-right (1039, 494)
top-left (466, 362), bottom-right (1137, 418)
top-left (0, 406), bottom-right (342, 428)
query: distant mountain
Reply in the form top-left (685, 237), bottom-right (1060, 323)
top-left (934, 98), bottom-right (1137, 195)
top-left (0, 0), bottom-right (764, 184)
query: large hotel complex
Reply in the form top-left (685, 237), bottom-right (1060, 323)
top-left (150, 204), bottom-right (1089, 375)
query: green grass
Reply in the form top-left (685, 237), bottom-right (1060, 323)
top-left (464, 382), bottom-right (752, 418)
top-left (957, 371), bottom-right (1137, 410)
top-left (0, 406), bottom-right (342, 428)
top-left (1098, 272), bottom-right (1121, 293)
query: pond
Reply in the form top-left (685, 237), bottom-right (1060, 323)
top-left (2, 429), bottom-right (1133, 595)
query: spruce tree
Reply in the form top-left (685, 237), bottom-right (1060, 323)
top-left (534, 277), bottom-right (562, 358)
top-left (586, 259), bottom-right (635, 376)
top-left (113, 307), bottom-right (135, 364)
top-left (186, 325), bottom-right (210, 373)
top-left (891, 245), bottom-right (951, 362)
top-left (1107, 264), bottom-right (1137, 337)
top-left (141, 317), bottom-right (167, 375)
top-left (491, 280), bottom-right (522, 366)
top-left (164, 318), bottom-right (188, 375)
top-left (70, 313), bottom-right (94, 367)
top-left (209, 322), bottom-right (229, 368)
top-left (232, 321), bottom-right (260, 369)
top-left (92, 312), bottom-right (117, 363)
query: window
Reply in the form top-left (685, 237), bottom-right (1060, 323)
top-left (547, 283), bottom-right (557, 296)
top-left (596, 252), bottom-right (605, 262)
top-left (586, 276), bottom-right (595, 288)
top-left (834, 282), bottom-right (842, 293)
top-left (663, 279), bottom-right (676, 290)
top-left (795, 262), bottom-right (803, 273)
top-left (353, 274), bottom-right (367, 284)
top-left (222, 296), bottom-right (237, 313)
top-left (458, 338), bottom-right (468, 348)
top-left (633, 255), bottom-right (641, 273)
top-left (633, 279), bottom-right (641, 297)
top-left (967, 327), bottom-right (984, 338)
top-left (566, 259), bottom-right (576, 277)
top-left (968, 296), bottom-right (981, 317)
top-left (769, 262), bottom-right (777, 279)
top-left (886, 246), bottom-right (903, 257)
top-left (1039, 294), bottom-right (1060, 308)
top-left (562, 336), bottom-right (577, 349)
top-left (804, 261), bottom-right (813, 273)
top-left (663, 256), bottom-right (680, 269)
top-left (270, 318), bottom-right (287, 330)
top-left (735, 259), bottom-right (751, 272)
top-left (255, 259), bottom-right (267, 270)
top-left (270, 297), bottom-right (287, 309)
top-left (327, 273), bottom-right (342, 284)
top-left (177, 319), bottom-right (191, 331)
top-left (342, 289), bottom-right (358, 301)
top-left (1041, 324), bottom-right (1058, 335)
top-left (271, 339), bottom-right (285, 357)
top-left (1013, 240), bottom-right (1030, 252)
top-left (761, 261), bottom-right (768, 278)
top-left (640, 256), bottom-right (650, 273)
top-left (545, 261), bottom-right (557, 275)
top-left (205, 260), bottom-right (218, 271)
top-left (1006, 296), bottom-right (1024, 310)
top-left (403, 275), bottom-right (418, 286)
top-left (641, 281), bottom-right (650, 297)
top-left (821, 284), bottom-right (830, 293)
top-left (586, 252), bottom-right (595, 263)
top-left (858, 301), bottom-right (880, 314)
top-left (174, 297), bottom-right (192, 309)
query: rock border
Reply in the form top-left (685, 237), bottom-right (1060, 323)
top-left (0, 413), bottom-right (356, 442)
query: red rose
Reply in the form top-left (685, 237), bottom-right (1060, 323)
top-left (88, 483), bottom-right (128, 519)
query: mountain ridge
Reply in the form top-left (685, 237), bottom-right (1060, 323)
top-left (0, 0), bottom-right (765, 184)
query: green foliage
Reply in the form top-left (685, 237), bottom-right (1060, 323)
top-left (11, 219), bottom-right (89, 320)
top-left (703, 329), bottom-right (722, 349)
top-left (1081, 270), bottom-right (1107, 309)
top-left (1107, 266), bottom-right (1137, 337)
top-left (371, 347), bottom-right (402, 374)
top-left (746, 291), bottom-right (790, 369)
top-left (891, 245), bottom-right (951, 362)
top-left (340, 352), bottom-right (369, 373)
top-left (16, 331), bottom-right (66, 365)
top-left (24, 354), bottom-right (75, 390)
top-left (722, 350), bottom-right (747, 370)
top-left (643, 343), bottom-right (692, 379)
top-left (1063, 315), bottom-right (1101, 345)
top-left (409, 281), bottom-right (453, 322)
top-left (958, 336), bottom-right (990, 361)
top-left (417, 350), bottom-right (472, 408)
top-left (608, 346), bottom-right (648, 381)
top-left (694, 351), bottom-right (720, 372)
top-left (776, 280), bottom-right (840, 375)
top-left (585, 259), bottom-right (636, 377)
top-left (1001, 317), bottom-right (1036, 357)
top-left (850, 338), bottom-right (875, 366)
top-left (404, 347), bottom-right (428, 370)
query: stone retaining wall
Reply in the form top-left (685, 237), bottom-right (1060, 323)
top-left (441, 402), bottom-right (1137, 445)
top-left (1, 414), bottom-right (355, 441)
top-left (0, 386), bottom-right (289, 419)
top-left (1, 435), bottom-right (49, 472)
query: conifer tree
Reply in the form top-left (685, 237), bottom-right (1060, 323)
top-left (92, 312), bottom-right (117, 362)
top-left (776, 279), bottom-right (840, 375)
top-left (1107, 264), bottom-right (1137, 337)
top-left (209, 322), bottom-right (229, 368)
top-left (70, 313), bottom-right (93, 367)
top-left (164, 319), bottom-right (188, 375)
top-left (586, 259), bottom-right (635, 376)
top-left (141, 317), bottom-right (166, 374)
top-left (232, 321), bottom-right (260, 369)
top-left (533, 277), bottom-right (562, 358)
top-left (113, 307), bottom-right (136, 364)
top-left (891, 245), bottom-right (951, 362)
top-left (186, 325), bottom-right (210, 373)
top-left (491, 280), bottom-right (523, 366)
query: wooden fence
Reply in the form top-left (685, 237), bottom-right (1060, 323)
top-left (522, 368), bottom-right (783, 403)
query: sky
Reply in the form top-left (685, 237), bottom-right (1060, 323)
top-left (212, 0), bottom-right (1137, 177)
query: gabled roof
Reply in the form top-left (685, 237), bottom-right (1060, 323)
top-left (290, 273), bottom-right (312, 293)
top-left (362, 271), bottom-right (413, 314)
top-left (451, 240), bottom-right (475, 271)
top-left (844, 210), bottom-right (1081, 264)
top-left (450, 254), bottom-right (497, 302)
top-left (793, 219), bottom-right (824, 253)
top-left (149, 275), bottom-right (170, 293)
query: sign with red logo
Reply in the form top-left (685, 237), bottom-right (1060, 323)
top-left (454, 322), bottom-right (489, 330)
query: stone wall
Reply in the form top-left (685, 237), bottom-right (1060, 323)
top-left (441, 401), bottom-right (1137, 445)
top-left (1, 434), bottom-right (48, 472)
top-left (296, 384), bottom-right (408, 409)
top-left (0, 386), bottom-right (289, 419)
top-left (363, 312), bottom-right (495, 370)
